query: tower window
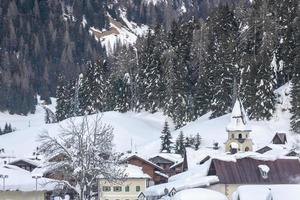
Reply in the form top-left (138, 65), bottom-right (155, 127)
top-left (245, 147), bottom-right (250, 151)
top-left (238, 134), bottom-right (242, 139)
top-left (231, 134), bottom-right (234, 139)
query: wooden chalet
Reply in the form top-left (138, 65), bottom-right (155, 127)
top-left (272, 133), bottom-right (287, 144)
top-left (149, 153), bottom-right (184, 176)
top-left (9, 158), bottom-right (39, 172)
top-left (123, 154), bottom-right (168, 185)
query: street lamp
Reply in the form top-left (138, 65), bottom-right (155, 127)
top-left (32, 174), bottom-right (42, 200)
top-left (0, 174), bottom-right (8, 191)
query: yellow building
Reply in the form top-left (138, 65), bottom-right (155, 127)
top-left (225, 99), bottom-right (253, 153)
top-left (99, 164), bottom-right (150, 200)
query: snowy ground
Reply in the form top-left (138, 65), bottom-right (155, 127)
top-left (0, 83), bottom-right (299, 160)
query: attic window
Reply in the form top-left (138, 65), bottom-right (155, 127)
top-left (258, 165), bottom-right (270, 179)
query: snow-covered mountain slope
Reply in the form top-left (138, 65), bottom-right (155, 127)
top-left (0, 83), bottom-right (299, 159)
top-left (89, 13), bottom-right (148, 55)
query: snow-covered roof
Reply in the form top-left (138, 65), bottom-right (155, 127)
top-left (122, 153), bottom-right (164, 171)
top-left (232, 185), bottom-right (300, 200)
top-left (0, 165), bottom-right (68, 192)
top-left (173, 188), bottom-right (228, 200)
top-left (9, 157), bottom-right (41, 167)
top-left (145, 175), bottom-right (219, 197)
top-left (227, 99), bottom-right (251, 132)
top-left (124, 164), bottom-right (150, 179)
top-left (256, 144), bottom-right (291, 157)
top-left (150, 153), bottom-right (183, 164)
top-left (183, 148), bottom-right (220, 169)
top-left (154, 170), bottom-right (169, 179)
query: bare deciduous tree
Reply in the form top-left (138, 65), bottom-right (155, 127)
top-left (38, 114), bottom-right (124, 200)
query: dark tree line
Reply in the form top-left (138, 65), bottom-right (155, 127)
top-left (0, 123), bottom-right (14, 135)
top-left (55, 0), bottom-right (300, 132)
top-left (0, 0), bottom-right (106, 115)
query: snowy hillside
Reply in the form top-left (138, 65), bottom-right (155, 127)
top-left (0, 83), bottom-right (299, 159)
top-left (89, 13), bottom-right (148, 55)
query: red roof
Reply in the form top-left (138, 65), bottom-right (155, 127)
top-left (208, 157), bottom-right (300, 184)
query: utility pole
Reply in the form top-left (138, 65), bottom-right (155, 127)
top-left (0, 174), bottom-right (8, 191)
top-left (32, 174), bottom-right (42, 200)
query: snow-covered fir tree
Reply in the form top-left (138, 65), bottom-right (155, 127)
top-left (290, 8), bottom-right (300, 134)
top-left (136, 26), bottom-right (166, 113)
top-left (80, 60), bottom-right (109, 114)
top-left (175, 131), bottom-right (185, 155)
top-left (160, 121), bottom-right (173, 153)
top-left (56, 75), bottom-right (68, 121)
top-left (194, 133), bottom-right (201, 150)
top-left (243, 0), bottom-right (277, 120)
top-left (207, 5), bottom-right (239, 119)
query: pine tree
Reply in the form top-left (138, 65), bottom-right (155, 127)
top-left (112, 73), bottom-right (132, 113)
top-left (275, 0), bottom-right (298, 85)
top-left (184, 136), bottom-right (191, 148)
top-left (175, 131), bottom-right (185, 155)
top-left (8, 123), bottom-right (12, 133)
top-left (192, 21), bottom-right (212, 118)
top-left (160, 121), bottom-right (173, 153)
top-left (56, 75), bottom-right (68, 121)
top-left (194, 133), bottom-right (201, 150)
top-left (290, 7), bottom-right (300, 133)
top-left (163, 22), bottom-right (192, 128)
top-left (3, 123), bottom-right (9, 134)
top-left (136, 26), bottom-right (166, 113)
top-left (245, 0), bottom-right (277, 120)
top-left (80, 60), bottom-right (109, 114)
top-left (207, 5), bottom-right (239, 118)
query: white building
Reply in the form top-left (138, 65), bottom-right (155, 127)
top-left (99, 164), bottom-right (150, 200)
top-left (0, 164), bottom-right (71, 200)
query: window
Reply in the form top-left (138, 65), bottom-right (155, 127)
top-left (113, 186), bottom-right (122, 192)
top-left (245, 147), bottom-right (250, 152)
top-left (102, 186), bottom-right (111, 192)
top-left (136, 186), bottom-right (141, 192)
top-left (238, 134), bottom-right (242, 139)
top-left (125, 185), bottom-right (130, 192)
top-left (231, 134), bottom-right (234, 139)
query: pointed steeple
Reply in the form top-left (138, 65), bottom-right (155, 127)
top-left (227, 99), bottom-right (250, 132)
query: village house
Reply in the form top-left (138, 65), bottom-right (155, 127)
top-left (256, 133), bottom-right (299, 157)
top-left (149, 153), bottom-right (184, 176)
top-left (99, 164), bottom-right (150, 200)
top-left (206, 155), bottom-right (300, 198)
top-left (0, 164), bottom-right (72, 200)
top-left (9, 158), bottom-right (40, 172)
top-left (271, 133), bottom-right (287, 144)
top-left (123, 154), bottom-right (168, 185)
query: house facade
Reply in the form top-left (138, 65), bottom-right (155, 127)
top-left (99, 164), bottom-right (150, 200)
top-left (99, 178), bottom-right (148, 200)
